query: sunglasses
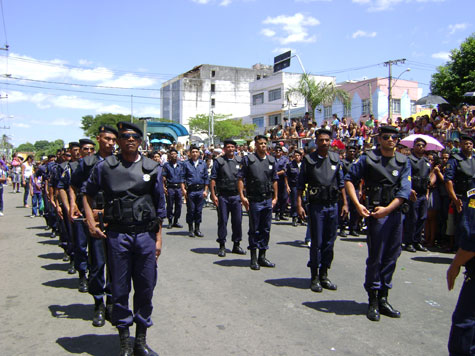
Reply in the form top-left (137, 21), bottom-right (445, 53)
top-left (381, 134), bottom-right (398, 141)
top-left (82, 147), bottom-right (95, 151)
top-left (120, 133), bottom-right (141, 140)
top-left (415, 143), bottom-right (426, 147)
top-left (64, 153), bottom-right (72, 157)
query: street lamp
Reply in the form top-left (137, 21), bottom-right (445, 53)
top-left (388, 68), bottom-right (411, 121)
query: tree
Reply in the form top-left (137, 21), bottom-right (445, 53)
top-left (188, 114), bottom-right (256, 141)
top-left (15, 139), bottom-right (64, 160)
top-left (285, 73), bottom-right (350, 118)
top-left (15, 142), bottom-right (35, 152)
top-left (430, 33), bottom-right (475, 106)
top-left (81, 113), bottom-right (135, 138)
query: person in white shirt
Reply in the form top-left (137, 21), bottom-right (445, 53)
top-left (21, 155), bottom-right (34, 208)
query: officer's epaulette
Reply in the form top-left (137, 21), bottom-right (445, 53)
top-left (267, 155), bottom-right (276, 164)
top-left (142, 156), bottom-right (159, 172)
top-left (83, 154), bottom-right (99, 167)
top-left (105, 155), bottom-right (120, 167)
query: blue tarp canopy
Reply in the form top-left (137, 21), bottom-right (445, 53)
top-left (147, 122), bottom-right (189, 142)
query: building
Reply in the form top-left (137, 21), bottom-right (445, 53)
top-left (160, 64), bottom-right (274, 129)
top-left (248, 72), bottom-right (335, 134)
top-left (314, 77), bottom-right (422, 125)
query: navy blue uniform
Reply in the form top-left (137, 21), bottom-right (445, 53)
top-left (162, 161), bottom-right (184, 224)
top-left (445, 153), bottom-right (475, 355)
top-left (286, 159), bottom-right (302, 219)
top-left (342, 158), bottom-right (360, 233)
top-left (55, 161), bottom-right (76, 259)
top-left (274, 155), bottom-right (289, 217)
top-left (345, 150), bottom-right (411, 291)
top-left (182, 159), bottom-right (209, 225)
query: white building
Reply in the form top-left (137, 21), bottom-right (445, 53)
top-left (160, 64), bottom-right (273, 128)
top-left (248, 72), bottom-right (335, 134)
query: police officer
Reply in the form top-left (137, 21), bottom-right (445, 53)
top-left (70, 131), bottom-right (115, 326)
top-left (84, 122), bottom-right (165, 356)
top-left (182, 145), bottom-right (209, 238)
top-left (345, 126), bottom-right (411, 322)
top-left (162, 148), bottom-right (184, 229)
top-left (403, 137), bottom-right (430, 252)
top-left (274, 145), bottom-right (289, 221)
top-left (341, 145), bottom-right (361, 237)
top-left (238, 135), bottom-right (278, 270)
top-left (210, 139), bottom-right (246, 257)
top-left (286, 149), bottom-right (303, 227)
top-left (445, 134), bottom-right (475, 356)
top-left (297, 129), bottom-right (347, 293)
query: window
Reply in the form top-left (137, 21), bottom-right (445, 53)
top-left (253, 117), bottom-right (264, 128)
top-left (268, 114), bottom-right (281, 126)
top-left (324, 106), bottom-right (332, 120)
top-left (253, 93), bottom-right (264, 105)
top-left (344, 103), bottom-right (351, 118)
top-left (257, 75), bottom-right (261, 80)
top-left (268, 88), bottom-right (281, 102)
top-left (211, 70), bottom-right (216, 78)
top-left (392, 99), bottom-right (401, 114)
top-left (362, 99), bottom-right (370, 116)
top-left (211, 98), bottom-right (215, 107)
top-left (211, 84), bottom-right (215, 93)
top-left (410, 100), bottom-right (417, 114)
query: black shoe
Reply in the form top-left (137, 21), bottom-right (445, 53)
top-left (378, 289), bottom-right (401, 318)
top-left (62, 252), bottom-right (70, 262)
top-left (414, 243), bottom-right (428, 252)
top-left (298, 218), bottom-right (307, 226)
top-left (367, 290), bottom-right (380, 322)
top-left (232, 243), bottom-right (246, 255)
top-left (258, 250), bottom-right (275, 268)
top-left (166, 220), bottom-right (173, 229)
top-left (279, 214), bottom-right (288, 221)
top-left (310, 271), bottom-right (323, 292)
top-left (404, 244), bottom-right (417, 253)
top-left (134, 325), bottom-right (159, 356)
top-left (319, 268), bottom-right (337, 290)
top-left (250, 249), bottom-right (260, 270)
top-left (292, 217), bottom-right (298, 227)
top-left (275, 213), bottom-right (280, 221)
top-left (338, 229), bottom-right (347, 237)
top-left (172, 221), bottom-right (183, 228)
top-left (218, 244), bottom-right (226, 257)
top-left (67, 261), bottom-right (76, 275)
top-left (119, 328), bottom-right (133, 356)
top-left (78, 276), bottom-right (88, 293)
top-left (349, 229), bottom-right (359, 236)
top-left (92, 304), bottom-right (106, 327)
top-left (194, 223), bottom-right (204, 238)
top-left (188, 224), bottom-right (195, 238)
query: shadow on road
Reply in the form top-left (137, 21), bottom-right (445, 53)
top-left (191, 247), bottom-right (219, 255)
top-left (57, 334), bottom-right (118, 355)
top-left (26, 225), bottom-right (47, 230)
top-left (213, 259), bottom-right (249, 267)
top-left (38, 252), bottom-right (64, 260)
top-left (340, 237), bottom-right (367, 243)
top-left (37, 239), bottom-right (59, 246)
top-left (276, 240), bottom-right (308, 249)
top-left (42, 262), bottom-right (70, 272)
top-left (302, 300), bottom-right (367, 316)
top-left (43, 278), bottom-right (77, 289)
top-left (411, 256), bottom-right (453, 264)
top-left (36, 232), bottom-right (54, 238)
top-left (265, 277), bottom-right (309, 289)
top-left (49, 303), bottom-right (93, 321)
top-left (166, 231), bottom-right (192, 237)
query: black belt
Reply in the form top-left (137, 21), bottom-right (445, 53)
top-left (187, 184), bottom-right (205, 192)
top-left (167, 183), bottom-right (181, 188)
top-left (108, 221), bottom-right (158, 234)
top-left (218, 190), bottom-right (239, 197)
top-left (248, 193), bottom-right (272, 202)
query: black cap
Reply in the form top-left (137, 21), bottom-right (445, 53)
top-left (315, 128), bottom-right (332, 138)
top-left (189, 145), bottom-right (200, 152)
top-left (379, 126), bottom-right (399, 135)
top-left (460, 134), bottom-right (475, 143)
top-left (414, 137), bottom-right (427, 146)
top-left (223, 139), bottom-right (237, 146)
top-left (98, 125), bottom-right (118, 137)
top-left (68, 141), bottom-right (80, 148)
top-left (79, 138), bottom-right (95, 147)
top-left (254, 135), bottom-right (268, 142)
top-left (274, 145), bottom-right (282, 151)
top-left (116, 121), bottom-right (143, 136)
top-left (169, 148), bottom-right (178, 154)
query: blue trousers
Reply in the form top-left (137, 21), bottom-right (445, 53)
top-left (186, 190), bottom-right (204, 225)
top-left (59, 205), bottom-right (74, 257)
top-left (23, 180), bottom-right (30, 206)
top-left (275, 180), bottom-right (288, 215)
top-left (166, 187), bottom-right (182, 222)
top-left (31, 193), bottom-right (42, 216)
top-left (73, 220), bottom-right (88, 275)
top-left (0, 185), bottom-right (4, 211)
top-left (216, 194), bottom-right (242, 243)
top-left (365, 211), bottom-right (403, 291)
top-left (106, 231), bottom-right (157, 329)
top-left (289, 186), bottom-right (298, 218)
top-left (307, 202), bottom-right (338, 270)
top-left (248, 198), bottom-right (272, 250)
top-left (88, 236), bottom-right (111, 304)
top-left (403, 195), bottom-right (428, 245)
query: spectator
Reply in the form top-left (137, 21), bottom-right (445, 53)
top-left (11, 153), bottom-right (22, 193)
top-left (29, 165), bottom-right (43, 218)
top-left (0, 162), bottom-right (5, 216)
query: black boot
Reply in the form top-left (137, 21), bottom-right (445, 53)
top-left (378, 289), bottom-right (401, 318)
top-left (62, 252), bottom-right (70, 262)
top-left (218, 243), bottom-right (226, 257)
top-left (172, 219), bottom-right (183, 228)
top-left (78, 273), bottom-right (88, 293)
top-left (275, 213), bottom-right (280, 221)
top-left (118, 327), bottom-right (133, 356)
top-left (319, 267), bottom-right (337, 290)
top-left (250, 249), bottom-right (260, 270)
top-left (188, 224), bottom-right (195, 238)
top-left (258, 249), bottom-right (275, 268)
top-left (92, 302), bottom-right (106, 327)
top-left (279, 213), bottom-right (288, 221)
top-left (338, 228), bottom-right (347, 237)
top-left (367, 290), bottom-right (380, 322)
top-left (67, 260), bottom-right (76, 275)
top-left (310, 269), bottom-right (322, 293)
top-left (292, 217), bottom-right (298, 227)
top-left (194, 223), bottom-right (204, 237)
top-left (134, 325), bottom-right (159, 356)
top-left (232, 242), bottom-right (246, 255)
top-left (166, 219), bottom-right (173, 229)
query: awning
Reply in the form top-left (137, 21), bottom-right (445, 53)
top-left (147, 122), bottom-right (189, 141)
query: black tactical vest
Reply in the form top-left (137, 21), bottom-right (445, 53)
top-left (82, 154), bottom-right (106, 208)
top-left (408, 154), bottom-right (431, 193)
top-left (102, 155), bottom-right (159, 225)
top-left (245, 153), bottom-right (275, 199)
top-left (215, 156), bottom-right (241, 195)
top-left (341, 158), bottom-right (352, 175)
top-left (452, 153), bottom-right (475, 195)
top-left (304, 151), bottom-right (340, 203)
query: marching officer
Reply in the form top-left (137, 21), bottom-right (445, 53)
top-left (238, 135), bottom-right (278, 270)
top-left (403, 137), bottom-right (430, 252)
top-left (341, 145), bottom-right (361, 236)
top-left (162, 148), bottom-right (184, 229)
top-left (182, 145), bottom-right (209, 238)
top-left (274, 145), bottom-right (289, 221)
top-left (445, 134), bottom-right (475, 356)
top-left (84, 122), bottom-right (165, 356)
top-left (345, 126), bottom-right (411, 322)
top-left (297, 129), bottom-right (347, 293)
top-left (286, 149), bottom-right (304, 227)
top-left (209, 139), bottom-right (246, 257)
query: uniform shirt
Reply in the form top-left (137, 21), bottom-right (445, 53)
top-left (56, 162), bottom-right (74, 190)
top-left (275, 155), bottom-right (289, 182)
top-left (444, 152), bottom-right (473, 184)
top-left (71, 155), bottom-right (104, 194)
top-left (162, 161), bottom-right (184, 184)
top-left (286, 160), bottom-right (301, 187)
top-left (237, 154), bottom-right (278, 182)
top-left (297, 151), bottom-right (345, 191)
top-left (182, 159), bottom-right (209, 186)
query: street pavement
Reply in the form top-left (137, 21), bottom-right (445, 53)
top-left (0, 190), bottom-right (459, 356)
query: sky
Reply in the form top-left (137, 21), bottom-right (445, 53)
top-left (0, 0), bottom-right (472, 146)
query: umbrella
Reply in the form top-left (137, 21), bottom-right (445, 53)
top-left (160, 138), bottom-right (172, 145)
top-left (150, 138), bottom-right (160, 143)
top-left (415, 95), bottom-right (448, 106)
top-left (463, 91), bottom-right (475, 97)
top-left (400, 134), bottom-right (444, 151)
top-left (410, 109), bottom-right (432, 119)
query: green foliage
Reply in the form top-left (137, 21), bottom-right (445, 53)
top-left (15, 142), bottom-right (35, 152)
top-left (81, 113), bottom-right (137, 138)
top-left (15, 139), bottom-right (64, 160)
top-left (188, 114), bottom-right (256, 141)
top-left (430, 33), bottom-right (475, 106)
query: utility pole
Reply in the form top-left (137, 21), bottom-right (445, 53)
top-left (368, 82), bottom-right (373, 116)
top-left (384, 58), bottom-right (406, 121)
top-left (130, 95), bottom-right (134, 123)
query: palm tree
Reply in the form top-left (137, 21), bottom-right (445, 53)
top-left (286, 73), bottom-right (350, 119)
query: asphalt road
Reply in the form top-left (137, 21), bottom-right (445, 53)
top-left (0, 190), bottom-right (459, 356)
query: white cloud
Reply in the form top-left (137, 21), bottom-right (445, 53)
top-left (353, 0), bottom-right (446, 12)
top-left (192, 0), bottom-right (211, 3)
top-left (262, 13), bottom-right (319, 45)
top-left (272, 47), bottom-right (296, 54)
top-left (50, 96), bottom-right (99, 110)
top-left (100, 74), bottom-right (156, 88)
top-left (432, 51), bottom-right (451, 61)
top-left (78, 59), bottom-right (93, 66)
top-left (13, 122), bottom-right (31, 128)
top-left (69, 67), bottom-right (114, 82)
top-left (448, 23), bottom-right (468, 35)
top-left (295, 0), bottom-right (332, 2)
top-left (261, 28), bottom-right (276, 37)
top-left (3, 90), bottom-right (29, 103)
top-left (352, 30), bottom-right (377, 38)
top-left (50, 118), bottom-right (78, 126)
top-left (220, 0), bottom-right (232, 5)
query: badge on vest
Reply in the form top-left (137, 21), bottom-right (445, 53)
top-left (331, 165), bottom-right (336, 170)
top-left (269, 165), bottom-right (273, 170)
top-left (467, 188), bottom-right (475, 198)
top-left (143, 174), bottom-right (151, 182)
top-left (392, 170), bottom-right (399, 177)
